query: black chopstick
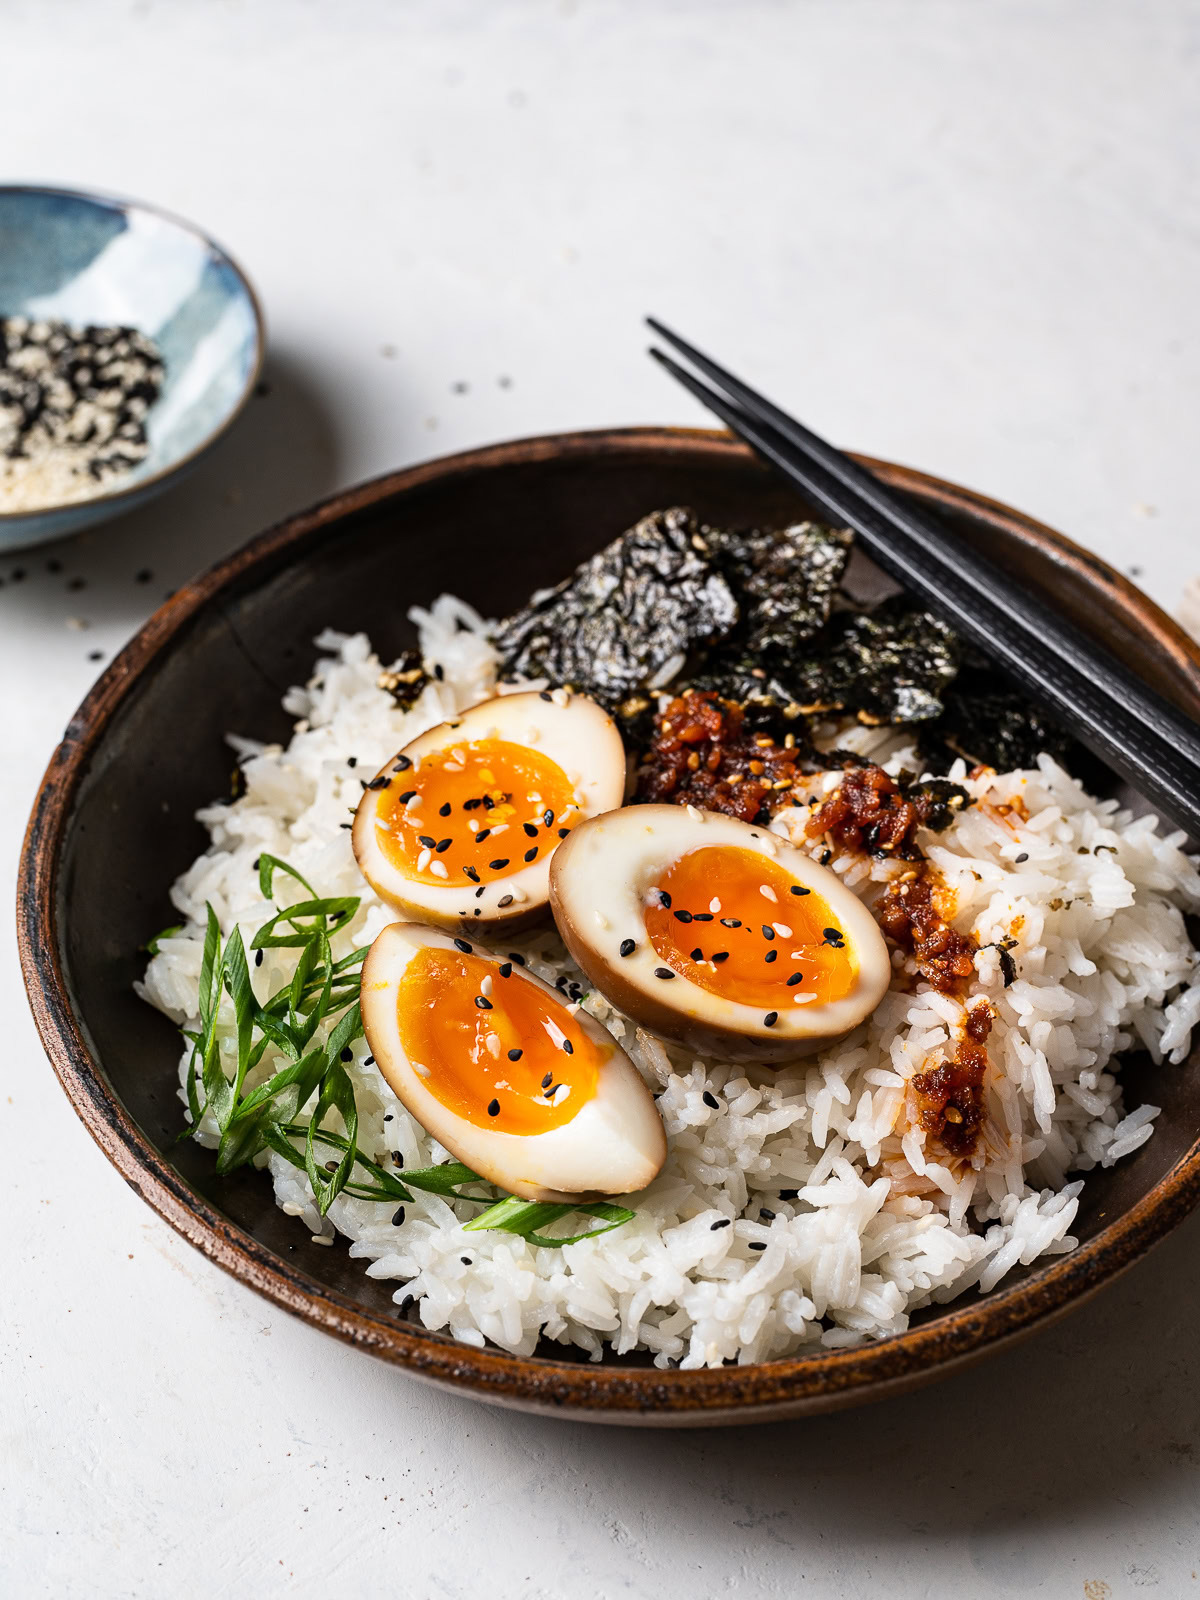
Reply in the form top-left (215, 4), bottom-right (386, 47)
top-left (648, 318), bottom-right (1200, 773)
top-left (647, 324), bottom-right (1200, 840)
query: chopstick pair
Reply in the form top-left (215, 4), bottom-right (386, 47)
top-left (647, 318), bottom-right (1200, 841)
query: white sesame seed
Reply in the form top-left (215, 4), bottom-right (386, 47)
top-left (486, 1033), bottom-right (501, 1058)
top-left (430, 859), bottom-right (448, 878)
top-left (405, 792), bottom-right (422, 812)
top-left (554, 1084), bottom-right (571, 1104)
top-left (759, 885), bottom-right (778, 902)
top-left (311, 1234), bottom-right (334, 1246)
top-left (709, 898), bottom-right (721, 913)
top-left (792, 993), bottom-right (817, 1004)
top-left (481, 974), bottom-right (493, 996)
top-left (489, 822), bottom-right (509, 836)
top-left (417, 849), bottom-right (432, 871)
top-left (551, 688), bottom-right (571, 707)
top-left (686, 804), bottom-right (704, 823)
top-left (773, 923), bottom-right (792, 938)
top-left (510, 886), bottom-right (526, 903)
top-left (442, 762), bottom-right (464, 773)
top-left (413, 1061), bottom-right (431, 1077)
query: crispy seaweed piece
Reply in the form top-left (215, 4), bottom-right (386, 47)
top-left (918, 646), bottom-right (1081, 772)
top-left (491, 507), bottom-right (738, 706)
top-left (709, 521), bottom-right (851, 655)
top-left (377, 649), bottom-right (432, 710)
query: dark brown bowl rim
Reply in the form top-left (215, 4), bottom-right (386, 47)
top-left (17, 426), bottom-right (1200, 1424)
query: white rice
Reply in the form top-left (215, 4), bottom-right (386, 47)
top-left (139, 601), bottom-right (1200, 1368)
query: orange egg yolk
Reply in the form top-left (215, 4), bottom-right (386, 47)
top-left (394, 945), bottom-right (605, 1133)
top-left (643, 846), bottom-right (858, 1011)
top-left (373, 738), bottom-right (580, 887)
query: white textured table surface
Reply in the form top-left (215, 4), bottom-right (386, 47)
top-left (4, 4), bottom-right (1200, 1596)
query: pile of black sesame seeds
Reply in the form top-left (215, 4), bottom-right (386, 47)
top-left (0, 316), bottom-right (164, 511)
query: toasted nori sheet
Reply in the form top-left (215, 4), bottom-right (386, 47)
top-left (709, 521), bottom-right (851, 655)
top-left (774, 601), bottom-right (960, 724)
top-left (492, 506), bottom-right (738, 705)
top-left (494, 508), bottom-right (1073, 779)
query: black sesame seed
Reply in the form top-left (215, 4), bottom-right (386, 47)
top-left (463, 797), bottom-right (483, 811)
top-left (763, 1011), bottom-right (779, 1027)
top-left (87, 649), bottom-right (103, 662)
top-left (474, 995), bottom-right (492, 1010)
top-left (541, 1071), bottom-right (553, 1087)
top-left (482, 796), bottom-right (495, 809)
top-left (398, 1294), bottom-right (415, 1314)
top-left (712, 952), bottom-right (729, 963)
top-left (487, 1099), bottom-right (500, 1117)
top-left (394, 754), bottom-right (412, 771)
top-left (135, 568), bottom-right (153, 583)
top-left (497, 894), bottom-right (514, 908)
top-left (440, 802), bottom-right (452, 817)
top-left (557, 828), bottom-right (569, 838)
top-left (368, 775), bottom-right (391, 790)
top-left (759, 1207), bottom-right (776, 1221)
top-left (339, 822), bottom-right (352, 829)
top-left (340, 1046), bottom-right (352, 1061)
top-left (691, 947), bottom-right (704, 961)
top-left (464, 865), bottom-right (480, 882)
top-left (619, 938), bottom-right (636, 957)
top-left (392, 1151), bottom-right (404, 1166)
top-left (721, 918), bottom-right (741, 929)
top-left (544, 1084), bottom-right (558, 1099)
top-left (508, 952), bottom-right (526, 965)
top-left (397, 790), bottom-right (417, 803)
top-left (365, 1055), bottom-right (375, 1066)
top-left (461, 1255), bottom-right (472, 1265)
top-left (347, 756), bottom-right (358, 768)
top-left (710, 1218), bottom-right (731, 1230)
top-left (790, 885), bottom-right (811, 896)
top-left (453, 937), bottom-right (472, 952)
top-left (436, 838), bottom-right (452, 853)
top-left (253, 857), bottom-right (261, 871)
top-left (562, 1038), bottom-right (574, 1055)
top-left (761, 925), bottom-right (775, 940)
top-left (778, 1189), bottom-right (799, 1200)
top-left (254, 949), bottom-right (263, 967)
top-left (476, 828), bottom-right (491, 842)
top-left (657, 891), bottom-right (672, 909)
top-left (702, 1091), bottom-right (719, 1110)
top-left (674, 909), bottom-right (693, 924)
top-left (489, 859), bottom-right (509, 870)
top-left (433, 663), bottom-right (444, 680)
top-left (787, 972), bottom-right (804, 986)
top-left (654, 967), bottom-right (675, 980)
top-left (384, 1112), bottom-right (393, 1121)
top-left (543, 810), bottom-right (554, 826)
top-left (473, 908), bottom-right (482, 916)
top-left (418, 835), bottom-right (436, 848)
top-left (509, 1049), bottom-right (524, 1062)
top-left (692, 912), bottom-right (713, 922)
top-left (820, 849), bottom-right (833, 866)
top-left (324, 1161), bottom-right (338, 1173)
top-left (392, 1207), bottom-right (406, 1226)
top-left (524, 847), bottom-right (538, 862)
top-left (539, 690), bottom-right (553, 701)
top-left (764, 950), bottom-right (778, 964)
top-left (523, 822), bottom-right (538, 837)
top-left (1015, 852), bottom-right (1029, 864)
top-left (748, 1242), bottom-right (767, 1252)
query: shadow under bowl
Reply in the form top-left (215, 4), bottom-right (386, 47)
top-left (17, 427), bottom-right (1200, 1423)
top-left (0, 185), bottom-right (264, 550)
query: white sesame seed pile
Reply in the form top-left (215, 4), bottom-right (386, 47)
top-left (0, 315), bottom-right (164, 512)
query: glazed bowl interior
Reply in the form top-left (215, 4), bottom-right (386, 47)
top-left (0, 185), bottom-right (263, 547)
top-left (22, 428), bottom-right (1200, 1423)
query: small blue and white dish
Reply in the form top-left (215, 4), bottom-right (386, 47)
top-left (0, 185), bottom-right (265, 551)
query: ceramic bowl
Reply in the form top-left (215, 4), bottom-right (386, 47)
top-left (18, 428), bottom-right (1200, 1424)
top-left (0, 185), bottom-right (264, 550)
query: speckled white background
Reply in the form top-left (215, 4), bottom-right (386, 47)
top-left (3, 3), bottom-right (1200, 1596)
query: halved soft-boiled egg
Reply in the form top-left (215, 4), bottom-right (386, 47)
top-left (549, 805), bottom-right (892, 1063)
top-left (360, 922), bottom-right (667, 1201)
top-left (352, 690), bottom-right (626, 933)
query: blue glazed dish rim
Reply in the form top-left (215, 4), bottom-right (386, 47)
top-left (0, 182), bottom-right (267, 524)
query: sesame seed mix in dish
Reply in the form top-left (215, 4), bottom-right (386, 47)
top-left (0, 316), bottom-right (164, 511)
top-left (140, 509), bottom-right (1200, 1368)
